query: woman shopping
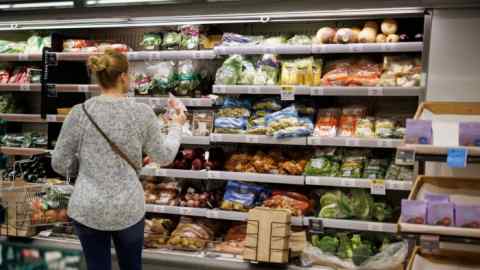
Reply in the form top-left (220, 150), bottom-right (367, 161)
top-left (52, 49), bottom-right (185, 270)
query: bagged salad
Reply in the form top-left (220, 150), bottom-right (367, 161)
top-left (180, 25), bottom-right (200, 50)
top-left (146, 61), bottom-right (177, 96)
top-left (141, 33), bottom-right (162, 50)
top-left (265, 106), bottom-right (313, 138)
top-left (176, 60), bottom-right (200, 96)
top-left (215, 55), bottom-right (243, 85)
top-left (214, 117), bottom-right (247, 134)
top-left (304, 148), bottom-right (342, 177)
top-left (162, 31), bottom-right (181, 50)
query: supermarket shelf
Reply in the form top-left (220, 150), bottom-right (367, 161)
top-left (304, 217), bottom-right (398, 233)
top-left (399, 222), bottom-right (480, 239)
top-left (213, 85), bottom-right (424, 96)
top-left (311, 42), bottom-right (423, 54)
top-left (134, 96), bottom-right (214, 107)
top-left (207, 170), bottom-right (305, 185)
top-left (0, 83), bottom-right (41, 92)
top-left (210, 133), bottom-right (307, 145)
top-left (213, 85), bottom-right (310, 95)
top-left (214, 45), bottom-right (311, 55)
top-left (141, 166), bottom-right (208, 179)
top-left (0, 113), bottom-right (65, 123)
top-left (309, 86), bottom-right (424, 96)
top-left (305, 176), bottom-right (412, 190)
top-left (146, 204), bottom-right (304, 226)
top-left (181, 135), bottom-right (210, 145)
top-left (0, 53), bottom-right (42, 61)
top-left (52, 50), bottom-right (216, 61)
top-left (53, 84), bottom-right (101, 93)
top-left (308, 137), bottom-right (402, 148)
top-left (0, 147), bottom-right (49, 156)
top-left (399, 144), bottom-right (480, 157)
top-left (214, 42), bottom-right (423, 55)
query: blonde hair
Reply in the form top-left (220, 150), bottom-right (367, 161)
top-left (87, 49), bottom-right (128, 90)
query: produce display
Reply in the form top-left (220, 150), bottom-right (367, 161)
top-left (141, 25), bottom-right (201, 50)
top-left (402, 193), bottom-right (480, 228)
top-left (0, 35), bottom-right (50, 54)
top-left (168, 147), bottom-right (224, 171)
top-left (63, 39), bottom-right (129, 52)
top-left (1, 133), bottom-right (48, 148)
top-left (2, 155), bottom-right (50, 183)
top-left (144, 218), bottom-right (175, 248)
top-left (30, 185), bottom-right (73, 225)
top-left (262, 191), bottom-right (313, 216)
top-left (0, 65), bottom-right (41, 84)
top-left (213, 223), bottom-right (246, 254)
top-left (318, 189), bottom-right (393, 222)
top-left (304, 148), bottom-right (413, 181)
top-left (220, 181), bottom-right (270, 212)
top-left (167, 217), bottom-right (217, 250)
top-left (303, 232), bottom-right (408, 269)
top-left (143, 178), bottom-right (180, 206)
top-left (0, 94), bottom-right (16, 113)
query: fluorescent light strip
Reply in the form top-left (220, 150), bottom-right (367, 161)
top-left (87, 0), bottom-right (174, 4)
top-left (0, 1), bottom-right (74, 9)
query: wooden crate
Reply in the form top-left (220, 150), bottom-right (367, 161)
top-left (398, 175), bottom-right (480, 238)
top-left (407, 246), bottom-right (480, 270)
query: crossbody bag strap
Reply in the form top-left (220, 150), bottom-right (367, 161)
top-left (81, 103), bottom-right (139, 173)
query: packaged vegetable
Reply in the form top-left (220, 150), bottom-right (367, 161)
top-left (214, 223), bottom-right (246, 254)
top-left (215, 55), bottom-right (243, 85)
top-left (349, 58), bottom-right (381, 86)
top-left (238, 58), bottom-right (256, 85)
top-left (455, 205), bottom-right (480, 228)
top-left (263, 36), bottom-right (287, 45)
top-left (295, 101), bottom-right (316, 116)
top-left (253, 97), bottom-right (281, 111)
top-left (192, 111), bottom-right (213, 136)
top-left (134, 73), bottom-right (153, 95)
top-left (379, 56), bottom-right (421, 87)
top-left (217, 107), bottom-right (251, 118)
top-left (180, 25), bottom-right (200, 50)
top-left (214, 117), bottom-right (247, 133)
top-left (141, 33), bottom-right (162, 50)
top-left (322, 59), bottom-right (352, 86)
top-left (168, 217), bottom-right (216, 250)
top-left (280, 60), bottom-right (299, 85)
top-left (375, 118), bottom-right (396, 139)
top-left (263, 191), bottom-right (312, 216)
top-left (428, 202), bottom-right (454, 226)
top-left (401, 199), bottom-right (426, 224)
top-left (222, 97), bottom-right (251, 109)
top-left (405, 119), bottom-right (432, 144)
top-left (162, 31), bottom-right (181, 50)
top-left (144, 218), bottom-right (175, 248)
top-left (314, 108), bottom-right (340, 137)
top-left (272, 118), bottom-right (313, 139)
top-left (221, 33), bottom-right (263, 46)
top-left (254, 54), bottom-right (280, 85)
top-left (314, 27), bottom-right (336, 44)
top-left (287, 35), bottom-right (312, 45)
top-left (338, 116), bottom-right (358, 137)
top-left (362, 158), bottom-right (388, 179)
top-left (146, 61), bottom-right (176, 96)
top-left (176, 60), bottom-right (200, 96)
top-left (340, 155), bottom-right (366, 178)
top-left (304, 156), bottom-right (340, 177)
top-left (220, 181), bottom-right (269, 212)
top-left (355, 118), bottom-right (375, 138)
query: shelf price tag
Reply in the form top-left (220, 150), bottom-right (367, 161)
top-left (19, 84), bottom-right (30, 91)
top-left (367, 87), bottom-right (384, 96)
top-left (245, 136), bottom-right (260, 143)
top-left (46, 115), bottom-right (57, 122)
top-left (264, 46), bottom-right (276, 54)
top-left (395, 149), bottom-right (416, 165)
top-left (367, 223), bottom-right (385, 232)
top-left (207, 171), bottom-right (221, 179)
top-left (349, 44), bottom-right (363, 53)
top-left (207, 210), bottom-right (220, 219)
top-left (308, 219), bottom-right (324, 235)
top-left (155, 169), bottom-right (167, 177)
top-left (247, 86), bottom-right (261, 94)
top-left (154, 205), bottom-right (166, 213)
top-left (345, 138), bottom-right (360, 147)
top-left (340, 178), bottom-right (355, 188)
top-left (18, 54), bottom-right (29, 61)
top-left (447, 148), bottom-right (468, 168)
top-left (179, 208), bottom-right (193, 216)
top-left (281, 86), bottom-right (295, 101)
top-left (311, 87), bottom-right (324, 96)
top-left (214, 85), bottom-right (226, 94)
top-left (370, 179), bottom-right (386, 195)
top-left (78, 85), bottom-right (89, 92)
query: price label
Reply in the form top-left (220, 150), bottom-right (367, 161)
top-left (395, 149), bottom-right (416, 165)
top-left (207, 210), bottom-right (220, 219)
top-left (193, 51), bottom-right (203, 59)
top-left (381, 43), bottom-right (393, 52)
top-left (46, 115), bottom-right (57, 122)
top-left (180, 208), bottom-right (193, 215)
top-left (420, 72), bottom-right (427, 87)
top-left (308, 219), bottom-right (324, 234)
top-left (247, 86), bottom-right (261, 94)
top-left (19, 84), bottom-right (30, 91)
top-left (281, 86), bottom-right (295, 101)
top-left (367, 223), bottom-right (384, 232)
top-left (18, 54), bottom-right (29, 61)
top-left (214, 85), bottom-right (226, 94)
top-left (154, 205), bottom-right (166, 213)
top-left (311, 87), bottom-right (324, 96)
top-left (210, 133), bottom-right (222, 142)
top-left (78, 85), bottom-right (89, 92)
top-left (264, 47), bottom-right (276, 54)
top-left (207, 171), bottom-right (221, 179)
top-left (378, 140), bottom-right (392, 148)
top-left (345, 138), bottom-right (360, 147)
top-left (156, 169), bottom-right (167, 177)
top-left (368, 87), bottom-right (384, 96)
top-left (447, 148), bottom-right (468, 168)
top-left (349, 44), bottom-right (363, 53)
top-left (340, 178), bottom-right (355, 187)
top-left (245, 136), bottom-right (259, 143)
top-left (38, 230), bottom-right (52, 238)
top-left (370, 179), bottom-right (386, 195)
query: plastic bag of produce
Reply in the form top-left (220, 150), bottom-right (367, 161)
top-left (272, 118), bottom-right (314, 139)
top-left (162, 31), bottom-right (181, 50)
top-left (221, 33), bottom-right (264, 46)
top-left (214, 117), bottom-right (247, 133)
top-left (144, 218), bottom-right (175, 248)
top-left (222, 96), bottom-right (252, 109)
top-left (180, 25), bottom-right (200, 50)
top-left (146, 61), bottom-right (176, 96)
top-left (25, 35), bottom-right (44, 54)
top-left (305, 157), bottom-right (340, 177)
top-left (238, 58), bottom-right (256, 85)
top-left (133, 73), bottom-right (153, 95)
top-left (220, 181), bottom-right (269, 212)
top-left (141, 33), bottom-right (162, 50)
top-left (254, 54), bottom-right (280, 85)
top-left (375, 118), bottom-right (395, 138)
top-left (214, 223), bottom-right (246, 254)
top-left (350, 58), bottom-right (381, 86)
top-left (322, 59), bottom-right (353, 86)
top-left (301, 240), bottom-right (408, 270)
top-left (340, 155), bottom-right (366, 178)
top-left (362, 158), bottom-right (389, 179)
top-left (175, 60), bottom-right (200, 96)
top-left (168, 217), bottom-right (216, 251)
top-left (263, 191), bottom-right (312, 216)
top-left (217, 107), bottom-right (251, 118)
top-left (215, 55), bottom-right (244, 85)
top-left (355, 117), bottom-right (375, 138)
top-left (253, 97), bottom-right (281, 111)
top-left (287, 35), bottom-right (312, 45)
top-left (314, 108), bottom-right (340, 137)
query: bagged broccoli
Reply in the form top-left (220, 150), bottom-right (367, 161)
top-left (238, 58), bottom-right (256, 85)
top-left (254, 54), bottom-right (280, 85)
top-left (362, 158), bottom-right (389, 179)
top-left (146, 61), bottom-right (177, 96)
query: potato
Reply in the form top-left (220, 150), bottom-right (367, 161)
top-left (351, 27), bottom-right (361, 43)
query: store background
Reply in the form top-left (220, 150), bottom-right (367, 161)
top-left (1, 1), bottom-right (479, 269)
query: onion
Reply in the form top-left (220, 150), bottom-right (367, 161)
top-left (381, 19), bottom-right (398, 35)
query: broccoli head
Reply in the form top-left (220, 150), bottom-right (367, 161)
top-left (336, 233), bottom-right (353, 259)
top-left (351, 234), bottom-right (362, 250)
top-left (315, 235), bottom-right (339, 254)
top-left (352, 243), bottom-right (373, 266)
top-left (372, 202), bottom-right (393, 222)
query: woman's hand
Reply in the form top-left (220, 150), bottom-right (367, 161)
top-left (172, 108), bottom-right (187, 126)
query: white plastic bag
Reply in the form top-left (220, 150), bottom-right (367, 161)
top-left (165, 93), bottom-right (191, 136)
top-left (301, 241), bottom-right (408, 270)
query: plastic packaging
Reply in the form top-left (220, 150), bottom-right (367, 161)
top-left (220, 181), bottom-right (269, 212)
top-left (455, 204), bottom-right (480, 228)
top-left (253, 97), bottom-right (281, 111)
top-left (133, 73), bottom-right (153, 95)
top-left (162, 32), bottom-right (181, 50)
top-left (141, 33), bottom-right (162, 50)
top-left (263, 191), bottom-right (312, 216)
top-left (168, 217), bottom-right (216, 250)
top-left (428, 202), bottom-right (454, 226)
top-left (375, 118), bottom-right (396, 139)
top-left (287, 35), bottom-right (312, 45)
top-left (214, 224), bottom-right (246, 254)
top-left (176, 60), bottom-right (200, 96)
top-left (146, 61), bottom-right (177, 96)
top-left (405, 119), bottom-right (432, 144)
top-left (215, 55), bottom-right (244, 85)
top-left (180, 25), bottom-right (200, 50)
top-left (362, 158), bottom-right (388, 179)
top-left (401, 199), bottom-right (426, 224)
top-left (254, 54), bottom-right (280, 85)
top-left (214, 117), bottom-right (247, 133)
top-left (355, 118), bottom-right (375, 138)
top-left (314, 108), bottom-right (340, 137)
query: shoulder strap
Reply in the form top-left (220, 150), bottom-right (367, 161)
top-left (81, 103), bottom-right (139, 173)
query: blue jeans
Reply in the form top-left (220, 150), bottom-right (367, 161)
top-left (73, 218), bottom-right (144, 270)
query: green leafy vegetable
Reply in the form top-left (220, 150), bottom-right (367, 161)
top-left (336, 233), bottom-right (353, 259)
top-left (352, 243), bottom-right (373, 266)
top-left (315, 235), bottom-right (339, 254)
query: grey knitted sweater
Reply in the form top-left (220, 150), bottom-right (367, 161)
top-left (52, 96), bottom-right (181, 231)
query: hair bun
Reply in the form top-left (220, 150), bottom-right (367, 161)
top-left (88, 55), bottom-right (109, 73)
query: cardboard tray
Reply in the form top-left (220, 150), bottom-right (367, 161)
top-left (398, 176), bottom-right (480, 238)
top-left (407, 246), bottom-right (480, 270)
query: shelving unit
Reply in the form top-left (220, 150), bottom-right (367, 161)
top-left (0, 83), bottom-right (41, 92)
top-left (0, 113), bottom-right (65, 123)
top-left (305, 176), bottom-right (412, 190)
top-left (0, 147), bottom-right (49, 156)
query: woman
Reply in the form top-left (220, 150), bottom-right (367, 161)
top-left (52, 49), bottom-right (185, 270)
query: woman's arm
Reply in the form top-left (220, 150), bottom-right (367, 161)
top-left (143, 109), bottom-right (182, 167)
top-left (52, 105), bottom-right (82, 177)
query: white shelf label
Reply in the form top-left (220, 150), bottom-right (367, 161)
top-left (381, 43), bottom-right (394, 52)
top-left (367, 87), bottom-right (384, 96)
top-left (281, 86), bottom-right (295, 101)
top-left (367, 223), bottom-right (385, 232)
top-left (311, 87), bottom-right (324, 96)
top-left (207, 171), bottom-right (221, 179)
top-left (153, 205), bottom-right (166, 213)
top-left (207, 210), bottom-right (220, 219)
top-left (349, 44), bottom-right (364, 53)
top-left (245, 136), bottom-right (260, 143)
top-left (18, 54), bottom-right (29, 61)
top-left (214, 86), bottom-right (226, 94)
top-left (247, 86), bottom-right (261, 94)
top-left (19, 84), bottom-right (30, 91)
top-left (46, 115), bottom-right (57, 122)
top-left (210, 134), bottom-right (223, 142)
top-left (78, 85), bottom-right (89, 92)
top-left (155, 169), bottom-right (167, 177)
top-left (370, 179), bottom-right (386, 195)
top-left (264, 47), bottom-right (276, 54)
top-left (378, 140), bottom-right (392, 148)
top-left (179, 208), bottom-right (193, 215)
top-left (345, 138), bottom-right (360, 147)
top-left (340, 178), bottom-right (355, 187)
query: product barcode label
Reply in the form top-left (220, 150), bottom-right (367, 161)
top-left (155, 169), bottom-right (167, 177)
top-left (207, 210), bottom-right (220, 219)
top-left (281, 86), bottom-right (295, 101)
top-left (179, 208), bottom-right (193, 215)
top-left (367, 87), bottom-right (384, 96)
top-left (19, 84), bottom-right (30, 91)
top-left (245, 136), bottom-right (260, 143)
top-left (311, 87), bottom-right (324, 96)
top-left (46, 115), bottom-right (57, 122)
top-left (345, 138), bottom-right (360, 147)
top-left (207, 171), bottom-right (221, 179)
top-left (214, 85), bottom-right (226, 94)
top-left (370, 179), bottom-right (386, 195)
top-left (247, 86), bottom-right (261, 94)
top-left (154, 205), bottom-right (166, 213)
top-left (78, 85), bottom-right (89, 92)
top-left (367, 223), bottom-right (384, 232)
top-left (395, 149), bottom-right (416, 165)
top-left (264, 47), bottom-right (276, 54)
top-left (349, 44), bottom-right (364, 53)
top-left (340, 178), bottom-right (355, 187)
top-left (381, 43), bottom-right (393, 52)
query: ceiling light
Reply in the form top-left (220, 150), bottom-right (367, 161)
top-left (87, 0), bottom-right (178, 5)
top-left (0, 1), bottom-right (74, 9)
